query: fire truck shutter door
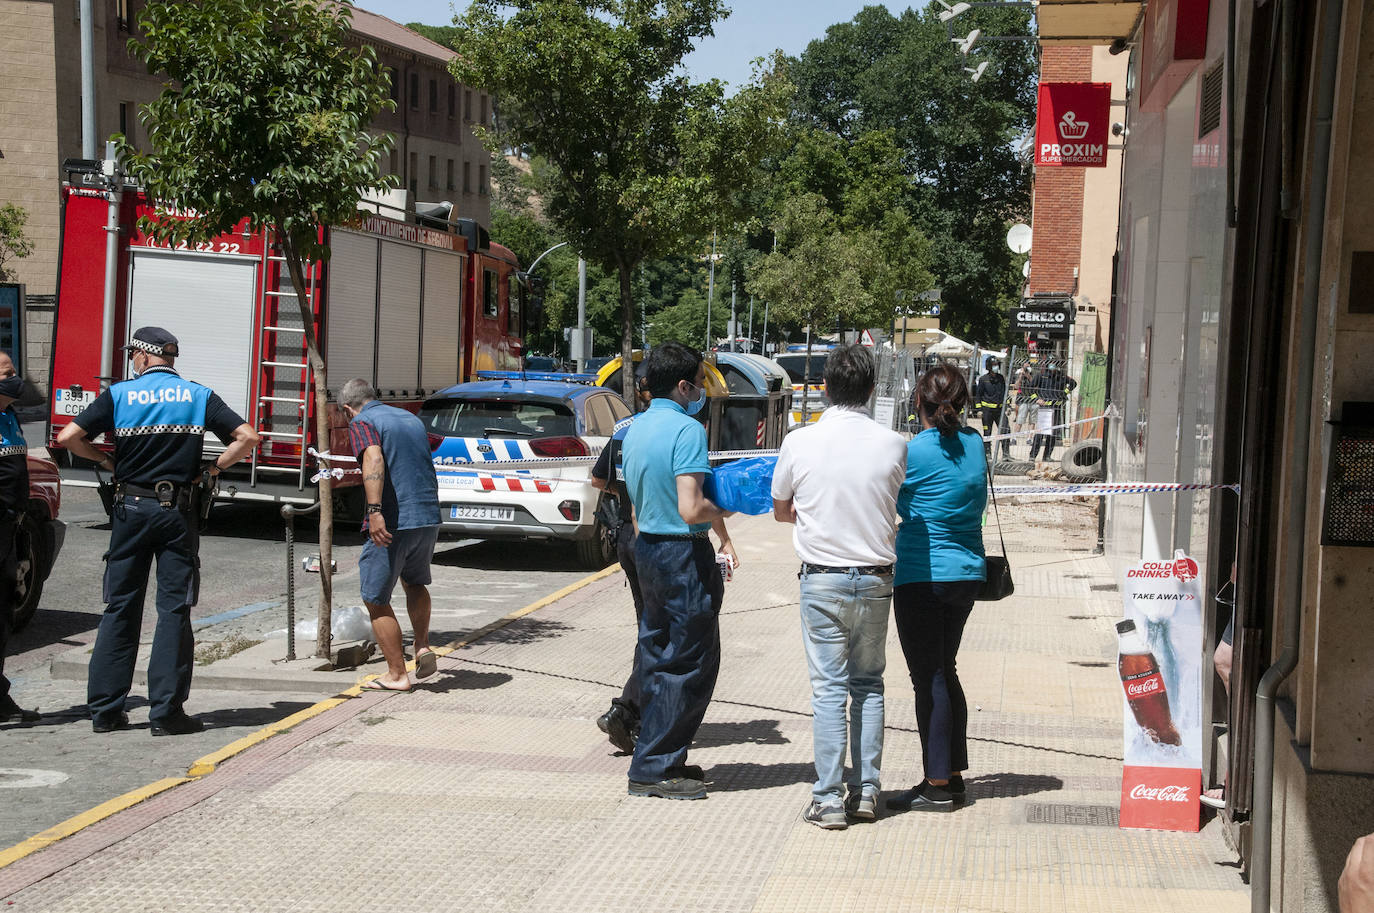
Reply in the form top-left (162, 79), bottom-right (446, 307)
top-left (377, 242), bottom-right (422, 392)
top-left (127, 250), bottom-right (256, 443)
top-left (326, 230), bottom-right (380, 386)
top-left (421, 249), bottom-right (463, 390)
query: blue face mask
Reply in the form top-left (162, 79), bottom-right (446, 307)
top-left (685, 382), bottom-right (706, 416)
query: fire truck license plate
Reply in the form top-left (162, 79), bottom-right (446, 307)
top-left (54, 388), bottom-right (96, 415)
top-left (450, 506), bottom-right (514, 522)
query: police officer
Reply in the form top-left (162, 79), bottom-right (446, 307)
top-left (0, 351), bottom-right (44, 724)
top-left (57, 327), bottom-right (259, 735)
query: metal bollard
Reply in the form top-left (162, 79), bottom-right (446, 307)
top-left (281, 501), bottom-right (322, 661)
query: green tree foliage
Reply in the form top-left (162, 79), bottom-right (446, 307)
top-left (450, 0), bottom-right (789, 400)
top-left (789, 4), bottom-right (1035, 343)
top-left (0, 204), bottom-right (35, 283)
top-left (120, 0), bottom-right (397, 653)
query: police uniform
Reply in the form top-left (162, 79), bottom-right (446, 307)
top-left (71, 328), bottom-right (246, 733)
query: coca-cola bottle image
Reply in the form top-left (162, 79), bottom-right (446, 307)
top-left (1117, 619), bottom-right (1181, 746)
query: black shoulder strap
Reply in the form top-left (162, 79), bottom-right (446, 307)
top-left (985, 457), bottom-right (1008, 559)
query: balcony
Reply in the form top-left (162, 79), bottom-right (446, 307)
top-left (1038, 0), bottom-right (1144, 44)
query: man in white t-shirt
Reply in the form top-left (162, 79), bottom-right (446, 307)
top-left (771, 344), bottom-right (907, 829)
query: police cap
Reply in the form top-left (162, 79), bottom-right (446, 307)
top-left (122, 327), bottom-right (180, 358)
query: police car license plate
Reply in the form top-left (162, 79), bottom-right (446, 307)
top-left (450, 506), bottom-right (514, 522)
top-left (54, 388), bottom-right (96, 416)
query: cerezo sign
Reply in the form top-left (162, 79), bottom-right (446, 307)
top-left (1010, 301), bottom-right (1074, 336)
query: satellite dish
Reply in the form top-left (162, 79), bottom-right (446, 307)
top-left (1022, 259), bottom-right (1031, 278)
top-left (1007, 223), bottom-right (1032, 254)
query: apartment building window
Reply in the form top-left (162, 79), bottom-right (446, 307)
top-left (428, 79), bottom-right (437, 114)
top-left (479, 163), bottom-right (488, 196)
top-left (389, 150), bottom-right (399, 178)
top-left (463, 161), bottom-right (472, 193)
top-left (409, 72), bottom-right (420, 110)
top-left (464, 89), bottom-right (473, 122)
top-left (118, 102), bottom-right (130, 140)
top-left (428, 155), bottom-right (438, 190)
top-left (448, 84), bottom-right (456, 119)
top-left (480, 94), bottom-right (489, 125)
top-left (446, 159), bottom-right (455, 192)
top-left (409, 151), bottom-right (418, 196)
top-left (389, 68), bottom-right (399, 103)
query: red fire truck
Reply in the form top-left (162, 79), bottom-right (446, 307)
top-left (47, 182), bottom-right (529, 505)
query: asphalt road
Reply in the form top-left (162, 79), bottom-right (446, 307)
top-left (0, 484), bottom-right (603, 849)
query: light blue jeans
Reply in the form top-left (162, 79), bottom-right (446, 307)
top-left (799, 568), bottom-right (893, 805)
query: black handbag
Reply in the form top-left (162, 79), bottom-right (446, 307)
top-left (978, 460), bottom-right (1015, 601)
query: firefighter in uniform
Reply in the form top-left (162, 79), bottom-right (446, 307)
top-left (57, 327), bottom-right (260, 735)
top-left (972, 358), bottom-right (1010, 460)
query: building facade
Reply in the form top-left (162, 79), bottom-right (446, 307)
top-left (1041, 0), bottom-right (1374, 907)
top-left (0, 0), bottom-right (491, 393)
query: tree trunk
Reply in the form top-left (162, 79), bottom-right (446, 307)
top-left (617, 259), bottom-right (636, 405)
top-left (280, 232), bottom-right (334, 661)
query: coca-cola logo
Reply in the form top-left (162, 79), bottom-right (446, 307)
top-left (1171, 557), bottom-right (1199, 581)
top-left (1126, 676), bottom-right (1162, 697)
top-left (1129, 784), bottom-right (1191, 802)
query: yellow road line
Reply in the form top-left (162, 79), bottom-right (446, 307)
top-left (0, 563), bottom-right (621, 871)
top-left (0, 777), bottom-right (191, 869)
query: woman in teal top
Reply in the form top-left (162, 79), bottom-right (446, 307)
top-left (887, 364), bottom-right (988, 814)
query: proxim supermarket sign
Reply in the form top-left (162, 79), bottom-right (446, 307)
top-left (1035, 82), bottom-right (1112, 167)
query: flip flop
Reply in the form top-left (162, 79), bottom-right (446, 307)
top-left (414, 650), bottom-right (438, 680)
top-left (360, 679), bottom-right (412, 694)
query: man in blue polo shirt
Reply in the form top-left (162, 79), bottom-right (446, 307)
top-left (621, 343), bottom-right (733, 800)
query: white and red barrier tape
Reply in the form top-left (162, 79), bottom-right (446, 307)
top-left (991, 482), bottom-right (1240, 496)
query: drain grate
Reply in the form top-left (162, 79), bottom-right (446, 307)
top-left (1090, 583), bottom-right (1119, 591)
top-left (1025, 803), bottom-right (1120, 827)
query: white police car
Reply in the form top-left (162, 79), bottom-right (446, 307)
top-left (418, 372), bottom-right (631, 567)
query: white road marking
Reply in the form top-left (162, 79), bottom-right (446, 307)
top-left (0, 768), bottom-right (71, 789)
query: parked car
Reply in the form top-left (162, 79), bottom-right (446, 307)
top-left (8, 455), bottom-right (65, 632)
top-left (417, 374), bottom-right (631, 567)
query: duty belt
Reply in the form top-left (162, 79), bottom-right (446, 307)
top-left (800, 562), bottom-right (894, 576)
top-left (115, 480), bottom-right (196, 510)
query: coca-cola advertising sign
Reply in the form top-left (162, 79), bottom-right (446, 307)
top-left (1118, 550), bottom-right (1204, 832)
top-left (1035, 82), bottom-right (1111, 167)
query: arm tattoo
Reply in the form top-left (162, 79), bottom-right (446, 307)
top-left (364, 472), bottom-right (384, 481)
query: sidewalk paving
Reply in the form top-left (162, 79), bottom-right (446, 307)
top-left (0, 500), bottom-right (1248, 913)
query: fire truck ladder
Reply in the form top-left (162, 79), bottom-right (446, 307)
top-left (250, 246), bottom-right (319, 491)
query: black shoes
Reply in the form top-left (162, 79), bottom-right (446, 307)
top-left (0, 701), bottom-right (40, 724)
top-left (150, 712), bottom-right (204, 737)
top-left (885, 780), bottom-right (955, 812)
top-left (92, 711), bottom-right (130, 733)
top-left (597, 703), bottom-right (638, 754)
top-left (628, 777), bottom-right (707, 800)
top-left (948, 773), bottom-right (967, 804)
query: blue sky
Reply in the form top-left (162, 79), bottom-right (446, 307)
top-left (356, 1), bottom-right (911, 89)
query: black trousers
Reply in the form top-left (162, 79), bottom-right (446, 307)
top-left (87, 496), bottom-right (200, 724)
top-left (613, 526), bottom-right (645, 717)
top-left (892, 580), bottom-right (980, 781)
top-left (0, 514), bottom-right (18, 705)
